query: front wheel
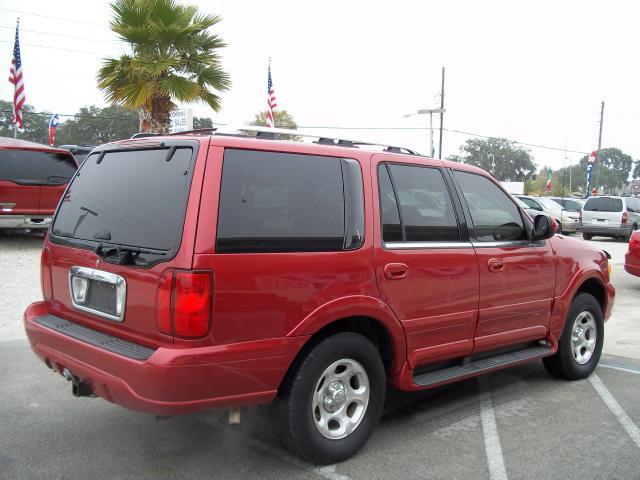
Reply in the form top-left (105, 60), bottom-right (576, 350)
top-left (543, 293), bottom-right (604, 380)
top-left (274, 332), bottom-right (386, 464)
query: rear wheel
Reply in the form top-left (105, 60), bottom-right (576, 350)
top-left (274, 332), bottom-right (386, 464)
top-left (543, 293), bottom-right (604, 380)
top-left (582, 232), bottom-right (592, 240)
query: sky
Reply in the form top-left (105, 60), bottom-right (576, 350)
top-left (1, 0), bottom-right (639, 171)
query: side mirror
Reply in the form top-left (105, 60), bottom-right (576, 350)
top-left (532, 214), bottom-right (556, 240)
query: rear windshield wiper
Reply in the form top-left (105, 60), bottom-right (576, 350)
top-left (95, 242), bottom-right (167, 265)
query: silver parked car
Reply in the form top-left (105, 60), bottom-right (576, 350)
top-left (581, 196), bottom-right (640, 241)
top-left (515, 195), bottom-right (579, 234)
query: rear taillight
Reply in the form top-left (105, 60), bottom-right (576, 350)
top-left (622, 212), bottom-right (628, 224)
top-left (155, 270), bottom-right (212, 339)
top-left (630, 234), bottom-right (640, 251)
top-left (40, 247), bottom-right (53, 300)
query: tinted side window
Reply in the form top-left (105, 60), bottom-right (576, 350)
top-left (454, 171), bottom-right (526, 242)
top-left (217, 149), bottom-right (351, 253)
top-left (0, 150), bottom-right (76, 182)
top-left (383, 163), bottom-right (460, 242)
top-left (378, 165), bottom-right (402, 242)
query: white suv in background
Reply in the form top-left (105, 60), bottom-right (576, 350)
top-left (581, 196), bottom-right (640, 241)
top-left (515, 195), bottom-right (579, 234)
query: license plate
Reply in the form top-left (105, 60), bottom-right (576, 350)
top-left (69, 267), bottom-right (126, 322)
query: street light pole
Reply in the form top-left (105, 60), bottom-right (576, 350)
top-left (404, 108), bottom-right (445, 157)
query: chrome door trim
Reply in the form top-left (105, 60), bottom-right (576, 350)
top-left (384, 241), bottom-right (474, 250)
top-left (68, 266), bottom-right (126, 322)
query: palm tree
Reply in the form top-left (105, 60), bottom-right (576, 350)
top-left (97, 0), bottom-right (231, 133)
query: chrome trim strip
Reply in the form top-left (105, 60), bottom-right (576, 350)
top-left (384, 241), bottom-right (474, 250)
top-left (471, 241), bottom-right (532, 248)
top-left (68, 266), bottom-right (126, 322)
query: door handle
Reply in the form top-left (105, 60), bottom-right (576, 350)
top-left (384, 263), bottom-right (409, 280)
top-left (487, 258), bottom-right (505, 272)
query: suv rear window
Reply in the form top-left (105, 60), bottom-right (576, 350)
top-left (0, 149), bottom-right (76, 184)
top-left (51, 146), bottom-right (195, 255)
top-left (584, 197), bottom-right (623, 212)
top-left (217, 149), bottom-right (363, 253)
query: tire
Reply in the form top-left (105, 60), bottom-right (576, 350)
top-left (582, 232), bottom-right (592, 240)
top-left (543, 293), bottom-right (604, 380)
top-left (555, 220), bottom-right (563, 234)
top-left (625, 224), bottom-right (638, 242)
top-left (274, 332), bottom-right (386, 464)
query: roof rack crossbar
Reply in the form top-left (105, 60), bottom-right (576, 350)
top-left (235, 125), bottom-right (420, 155)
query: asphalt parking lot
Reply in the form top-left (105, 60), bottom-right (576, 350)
top-left (1, 230), bottom-right (639, 479)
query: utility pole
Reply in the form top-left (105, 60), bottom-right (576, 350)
top-left (403, 107), bottom-right (444, 157)
top-left (438, 67), bottom-right (445, 159)
top-left (595, 100), bottom-right (604, 191)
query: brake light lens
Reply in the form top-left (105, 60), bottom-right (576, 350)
top-left (630, 233), bottom-right (640, 252)
top-left (155, 270), bottom-right (212, 339)
top-left (622, 211), bottom-right (628, 224)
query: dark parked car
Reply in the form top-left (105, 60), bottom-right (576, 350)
top-left (0, 137), bottom-right (78, 230)
top-left (24, 127), bottom-right (614, 464)
top-left (58, 144), bottom-right (95, 164)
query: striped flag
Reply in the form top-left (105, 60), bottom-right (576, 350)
top-left (48, 114), bottom-right (59, 146)
top-left (8, 20), bottom-right (25, 129)
top-left (266, 61), bottom-right (277, 128)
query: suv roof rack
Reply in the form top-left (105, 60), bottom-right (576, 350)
top-left (132, 125), bottom-right (421, 156)
top-left (234, 125), bottom-right (421, 155)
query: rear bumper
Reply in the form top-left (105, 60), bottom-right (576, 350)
top-left (24, 302), bottom-right (308, 415)
top-left (580, 224), bottom-right (631, 237)
top-left (624, 253), bottom-right (640, 277)
top-left (0, 214), bottom-right (52, 229)
top-left (561, 219), bottom-right (579, 232)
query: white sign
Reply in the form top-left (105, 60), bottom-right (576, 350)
top-left (170, 109), bottom-right (193, 133)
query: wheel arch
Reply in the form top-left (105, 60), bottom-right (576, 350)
top-left (279, 296), bottom-right (407, 395)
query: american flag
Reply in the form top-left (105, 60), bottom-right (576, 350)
top-left (266, 62), bottom-right (277, 128)
top-left (8, 21), bottom-right (25, 129)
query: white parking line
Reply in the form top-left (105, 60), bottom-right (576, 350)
top-left (479, 377), bottom-right (508, 480)
top-left (249, 438), bottom-right (352, 480)
top-left (599, 363), bottom-right (640, 375)
top-left (589, 373), bottom-right (640, 448)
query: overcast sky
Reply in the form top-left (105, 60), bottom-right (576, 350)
top-left (1, 0), bottom-right (638, 170)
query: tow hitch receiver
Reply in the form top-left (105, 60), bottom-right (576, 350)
top-left (62, 368), bottom-right (95, 397)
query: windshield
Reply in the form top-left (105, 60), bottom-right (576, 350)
top-left (584, 197), bottom-right (623, 212)
top-left (536, 197), bottom-right (561, 210)
top-left (51, 146), bottom-right (194, 253)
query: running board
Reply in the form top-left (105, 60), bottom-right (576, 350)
top-left (412, 345), bottom-right (554, 387)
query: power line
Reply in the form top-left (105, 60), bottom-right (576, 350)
top-left (2, 110), bottom-right (592, 155)
top-left (0, 7), bottom-right (105, 27)
top-left (0, 39), bottom-right (111, 56)
top-left (443, 128), bottom-right (590, 155)
top-left (0, 24), bottom-right (120, 45)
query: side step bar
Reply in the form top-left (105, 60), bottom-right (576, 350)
top-left (413, 345), bottom-right (554, 387)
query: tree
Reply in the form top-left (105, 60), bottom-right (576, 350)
top-left (633, 160), bottom-right (640, 180)
top-left (193, 116), bottom-right (214, 129)
top-left (250, 109), bottom-right (300, 140)
top-left (452, 138), bottom-right (536, 181)
top-left (568, 148), bottom-right (633, 194)
top-left (97, 0), bottom-right (231, 133)
top-left (0, 100), bottom-right (50, 144)
top-left (56, 105), bottom-right (139, 145)
top-left (252, 109), bottom-right (298, 129)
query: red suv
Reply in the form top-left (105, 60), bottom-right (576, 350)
top-left (0, 137), bottom-right (78, 230)
top-left (24, 128), bottom-right (615, 464)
